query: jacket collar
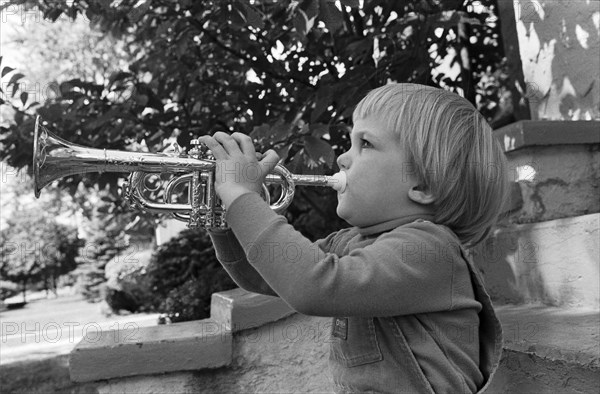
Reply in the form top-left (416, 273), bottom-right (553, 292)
top-left (356, 213), bottom-right (436, 236)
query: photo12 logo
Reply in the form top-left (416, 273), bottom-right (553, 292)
top-left (1, 321), bottom-right (140, 344)
top-left (1, 80), bottom-right (61, 106)
top-left (513, 1), bottom-right (547, 24)
top-left (1, 162), bottom-right (30, 184)
top-left (518, 81), bottom-right (545, 105)
top-left (0, 1), bottom-right (43, 24)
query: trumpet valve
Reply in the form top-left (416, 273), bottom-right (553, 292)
top-left (162, 141), bottom-right (185, 157)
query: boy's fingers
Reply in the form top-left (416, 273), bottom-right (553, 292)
top-left (259, 149), bottom-right (280, 173)
top-left (231, 133), bottom-right (255, 157)
top-left (196, 135), bottom-right (227, 159)
top-left (213, 132), bottom-right (242, 156)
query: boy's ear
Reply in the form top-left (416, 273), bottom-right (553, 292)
top-left (408, 186), bottom-right (435, 205)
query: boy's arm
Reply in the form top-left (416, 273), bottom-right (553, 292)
top-left (227, 193), bottom-right (474, 318)
top-left (207, 224), bottom-right (339, 297)
top-left (208, 229), bottom-right (279, 297)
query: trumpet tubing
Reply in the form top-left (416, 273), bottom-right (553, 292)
top-left (33, 117), bottom-right (346, 229)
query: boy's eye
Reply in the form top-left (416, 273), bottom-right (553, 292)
top-left (360, 138), bottom-right (372, 149)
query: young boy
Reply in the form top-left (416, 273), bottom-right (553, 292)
top-left (199, 83), bottom-right (506, 393)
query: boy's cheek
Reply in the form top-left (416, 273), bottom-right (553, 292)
top-left (335, 199), bottom-right (350, 219)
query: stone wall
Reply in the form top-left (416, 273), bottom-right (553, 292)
top-left (510, 0), bottom-right (600, 120)
top-left (474, 120), bottom-right (600, 308)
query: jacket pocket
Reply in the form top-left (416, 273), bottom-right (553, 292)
top-left (329, 317), bottom-right (383, 367)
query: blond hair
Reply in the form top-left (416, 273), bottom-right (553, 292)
top-left (353, 83), bottom-right (508, 246)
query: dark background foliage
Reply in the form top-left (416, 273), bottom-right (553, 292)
top-left (143, 229), bottom-right (236, 322)
top-left (0, 0), bottom-right (512, 239)
top-left (0, 0), bottom-right (516, 320)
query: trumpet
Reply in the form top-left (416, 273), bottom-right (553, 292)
top-left (33, 117), bottom-right (346, 229)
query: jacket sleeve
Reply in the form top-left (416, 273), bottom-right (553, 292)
top-left (208, 229), bottom-right (278, 297)
top-left (226, 193), bottom-right (472, 317)
top-left (208, 222), bottom-right (340, 298)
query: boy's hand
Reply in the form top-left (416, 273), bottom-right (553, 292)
top-left (197, 132), bottom-right (279, 208)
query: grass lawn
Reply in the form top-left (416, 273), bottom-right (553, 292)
top-left (0, 355), bottom-right (99, 394)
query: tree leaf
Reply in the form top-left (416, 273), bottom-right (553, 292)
top-left (26, 101), bottom-right (40, 110)
top-left (304, 135), bottom-right (335, 168)
top-left (270, 120), bottom-right (292, 143)
top-left (340, 0), bottom-right (360, 8)
top-left (1, 66), bottom-right (14, 78)
top-left (230, 3), bottom-right (248, 27)
top-left (250, 124), bottom-right (271, 141)
top-left (309, 123), bottom-right (330, 138)
top-left (311, 86), bottom-right (333, 123)
top-left (239, 2), bottom-right (265, 30)
top-left (304, 0), bottom-right (320, 20)
top-left (44, 8), bottom-right (63, 22)
top-left (8, 73), bottom-right (24, 97)
top-left (318, 0), bottom-right (343, 32)
top-left (294, 9), bottom-right (310, 36)
top-left (20, 92), bottom-right (28, 107)
top-left (128, 0), bottom-right (151, 23)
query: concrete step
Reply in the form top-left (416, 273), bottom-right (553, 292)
top-left (487, 304), bottom-right (599, 393)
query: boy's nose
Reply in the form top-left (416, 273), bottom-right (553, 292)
top-left (337, 151), bottom-right (350, 170)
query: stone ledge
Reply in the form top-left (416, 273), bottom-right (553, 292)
top-left (495, 303), bottom-right (600, 369)
top-left (69, 290), bottom-right (294, 383)
top-left (494, 120), bottom-right (600, 152)
top-left (210, 288), bottom-right (295, 331)
top-left (488, 349), bottom-right (600, 394)
top-left (71, 295), bottom-right (600, 391)
top-left (69, 319), bottom-right (232, 383)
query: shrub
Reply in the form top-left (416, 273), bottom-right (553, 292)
top-left (103, 248), bottom-right (154, 314)
top-left (0, 280), bottom-right (19, 301)
top-left (143, 229), bottom-right (236, 323)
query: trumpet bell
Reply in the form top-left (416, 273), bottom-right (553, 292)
top-left (32, 117), bottom-right (215, 198)
top-left (33, 117), bottom-right (92, 198)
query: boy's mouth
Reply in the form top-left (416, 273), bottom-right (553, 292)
top-left (330, 171), bottom-right (347, 193)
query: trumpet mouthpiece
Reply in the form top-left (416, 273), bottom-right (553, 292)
top-left (329, 171), bottom-right (347, 193)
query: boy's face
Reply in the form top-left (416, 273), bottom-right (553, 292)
top-left (336, 116), bottom-right (424, 227)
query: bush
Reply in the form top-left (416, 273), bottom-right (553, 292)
top-left (103, 286), bottom-right (140, 313)
top-left (0, 280), bottom-right (19, 301)
top-left (142, 229), bottom-right (236, 323)
top-left (103, 248), bottom-right (154, 314)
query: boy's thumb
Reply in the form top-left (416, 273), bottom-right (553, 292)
top-left (259, 149), bottom-right (280, 173)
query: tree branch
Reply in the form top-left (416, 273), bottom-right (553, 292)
top-left (187, 18), bottom-right (313, 88)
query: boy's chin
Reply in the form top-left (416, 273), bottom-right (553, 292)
top-left (336, 206), bottom-right (360, 227)
top-left (336, 205), bottom-right (350, 221)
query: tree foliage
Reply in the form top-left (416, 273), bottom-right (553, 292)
top-left (0, 0), bottom-right (510, 239)
top-left (0, 205), bottom-right (81, 300)
top-left (1, 10), bottom-right (130, 90)
top-left (72, 187), bottom-right (130, 301)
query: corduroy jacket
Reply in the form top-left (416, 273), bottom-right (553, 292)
top-left (208, 193), bottom-right (502, 393)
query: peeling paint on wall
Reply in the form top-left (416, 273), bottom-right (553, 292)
top-left (513, 1), bottom-right (600, 120)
